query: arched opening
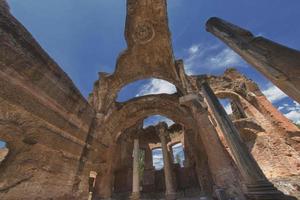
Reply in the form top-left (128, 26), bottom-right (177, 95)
top-left (171, 143), bottom-right (185, 167)
top-left (105, 96), bottom-right (203, 197)
top-left (143, 115), bottom-right (175, 128)
top-left (152, 147), bottom-right (164, 170)
top-left (219, 98), bottom-right (233, 116)
top-left (0, 140), bottom-right (8, 165)
top-left (217, 95), bottom-right (247, 121)
top-left (117, 78), bottom-right (177, 102)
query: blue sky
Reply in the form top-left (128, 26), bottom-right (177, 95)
top-left (1, 0), bottom-right (300, 148)
top-left (152, 143), bottom-right (185, 170)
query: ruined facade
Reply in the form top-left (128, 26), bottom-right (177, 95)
top-left (0, 0), bottom-right (300, 200)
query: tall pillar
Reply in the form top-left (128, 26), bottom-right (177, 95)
top-left (93, 145), bottom-right (116, 200)
top-left (142, 144), bottom-right (156, 192)
top-left (179, 94), bottom-right (245, 199)
top-left (184, 129), bottom-right (214, 195)
top-left (201, 81), bottom-right (289, 200)
top-left (156, 123), bottom-right (177, 200)
top-left (131, 138), bottom-right (140, 200)
top-left (206, 17), bottom-right (300, 104)
top-left (144, 144), bottom-right (154, 170)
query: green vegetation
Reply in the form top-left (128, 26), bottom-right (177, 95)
top-left (138, 150), bottom-right (145, 183)
top-left (175, 154), bottom-right (181, 165)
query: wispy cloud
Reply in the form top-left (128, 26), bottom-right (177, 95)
top-left (136, 79), bottom-right (176, 97)
top-left (261, 84), bottom-right (299, 124)
top-left (278, 101), bottom-right (300, 124)
top-left (184, 43), bottom-right (244, 75)
top-left (219, 99), bottom-right (233, 115)
top-left (224, 103), bottom-right (233, 115)
top-left (152, 148), bottom-right (164, 170)
top-left (262, 84), bottom-right (288, 103)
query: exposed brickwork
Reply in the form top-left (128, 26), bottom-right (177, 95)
top-left (0, 0), bottom-right (299, 200)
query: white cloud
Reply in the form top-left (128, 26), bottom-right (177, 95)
top-left (136, 79), bottom-right (176, 97)
top-left (279, 101), bottom-right (300, 124)
top-left (184, 43), bottom-right (244, 75)
top-left (224, 103), bottom-right (233, 115)
top-left (278, 106), bottom-right (284, 111)
top-left (219, 99), bottom-right (233, 115)
top-left (188, 44), bottom-right (200, 54)
top-left (285, 111), bottom-right (300, 124)
top-left (208, 48), bottom-right (241, 68)
top-left (262, 85), bottom-right (288, 103)
top-left (261, 84), bottom-right (300, 124)
top-left (152, 149), bottom-right (164, 170)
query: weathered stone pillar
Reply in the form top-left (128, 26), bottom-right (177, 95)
top-left (206, 17), bottom-right (300, 104)
top-left (144, 144), bottom-right (154, 170)
top-left (201, 81), bottom-right (288, 199)
top-left (184, 129), bottom-right (214, 195)
top-left (180, 93), bottom-right (245, 199)
top-left (130, 138), bottom-right (140, 200)
top-left (156, 123), bottom-right (177, 200)
top-left (93, 144), bottom-right (116, 200)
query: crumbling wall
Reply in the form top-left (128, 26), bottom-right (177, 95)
top-left (200, 69), bottom-right (300, 198)
top-left (0, 1), bottom-right (98, 199)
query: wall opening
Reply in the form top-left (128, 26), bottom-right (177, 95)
top-left (143, 115), bottom-right (175, 128)
top-left (219, 98), bottom-right (233, 116)
top-left (152, 147), bottom-right (163, 170)
top-left (117, 78), bottom-right (177, 102)
top-left (219, 97), bottom-right (248, 120)
top-left (171, 143), bottom-right (185, 167)
top-left (0, 140), bottom-right (8, 165)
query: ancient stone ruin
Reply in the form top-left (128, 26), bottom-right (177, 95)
top-left (0, 0), bottom-right (300, 199)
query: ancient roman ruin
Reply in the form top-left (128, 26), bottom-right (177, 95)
top-left (0, 0), bottom-right (300, 199)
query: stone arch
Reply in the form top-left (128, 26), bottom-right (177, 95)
top-left (103, 94), bottom-right (195, 142)
top-left (151, 146), bottom-right (163, 151)
top-left (93, 72), bottom-right (184, 113)
top-left (215, 90), bottom-right (261, 120)
top-left (169, 141), bottom-right (182, 148)
top-left (206, 90), bottom-right (270, 162)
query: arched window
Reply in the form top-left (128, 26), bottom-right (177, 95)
top-left (117, 78), bottom-right (177, 102)
top-left (218, 97), bottom-right (247, 120)
top-left (171, 143), bottom-right (185, 167)
top-left (0, 140), bottom-right (8, 165)
top-left (219, 98), bottom-right (233, 115)
top-left (143, 115), bottom-right (175, 128)
top-left (152, 147), bottom-right (163, 170)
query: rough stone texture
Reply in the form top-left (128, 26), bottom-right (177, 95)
top-left (0, 1), bottom-right (98, 199)
top-left (1, 0), bottom-right (299, 199)
top-left (195, 69), bottom-right (300, 199)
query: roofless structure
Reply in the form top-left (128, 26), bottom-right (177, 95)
top-left (0, 0), bottom-right (300, 199)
